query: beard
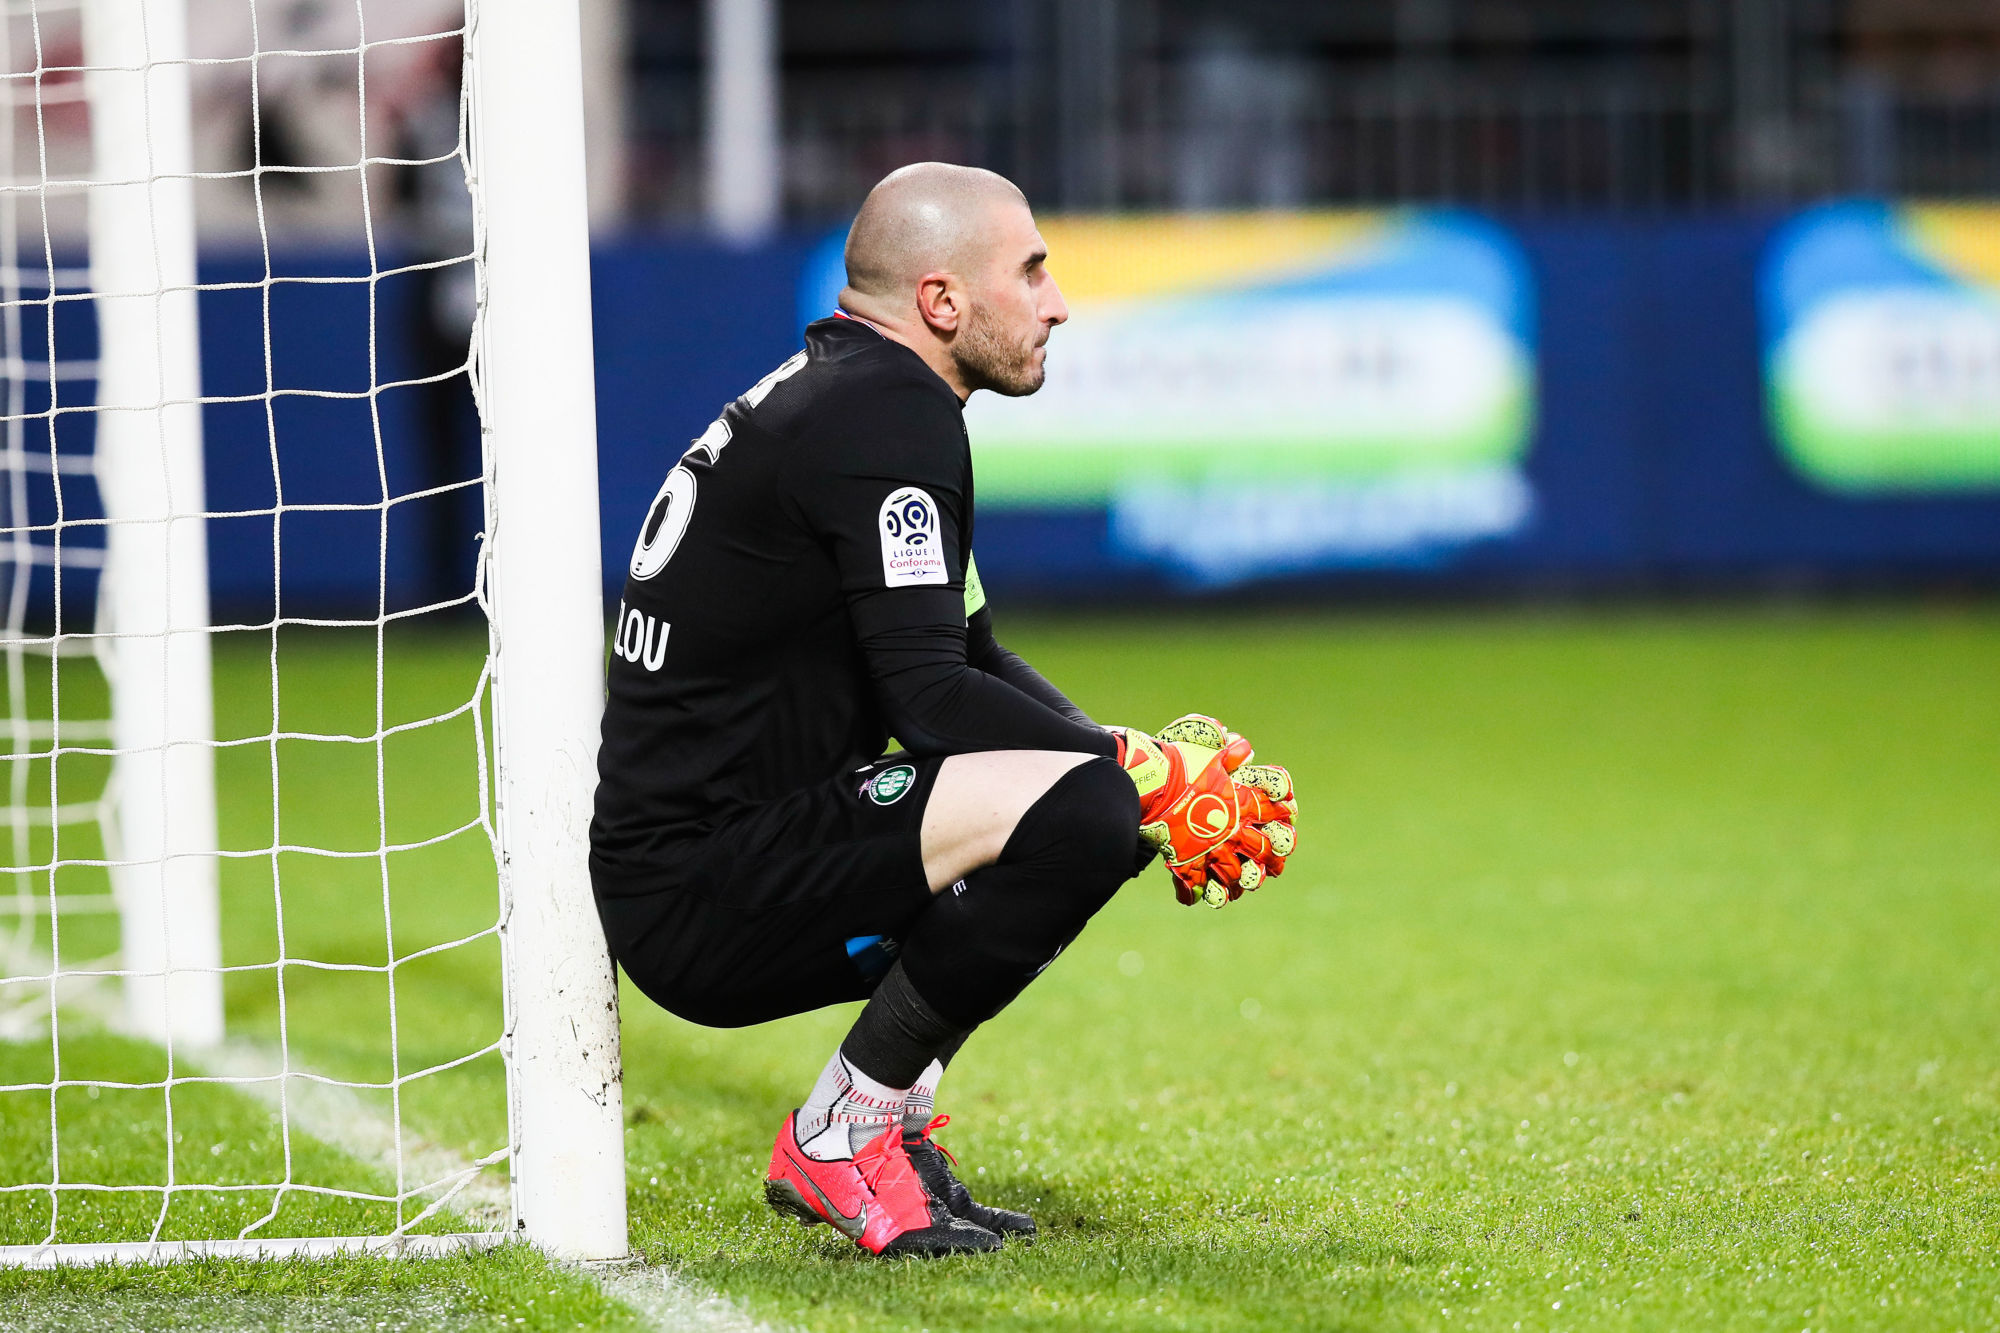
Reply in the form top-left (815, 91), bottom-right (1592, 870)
top-left (952, 304), bottom-right (1045, 397)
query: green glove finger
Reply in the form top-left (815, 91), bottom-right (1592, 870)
top-left (1157, 713), bottom-right (1234, 752)
top-left (1236, 763), bottom-right (1295, 814)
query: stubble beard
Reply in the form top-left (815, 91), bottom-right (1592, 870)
top-left (954, 305), bottom-right (1045, 397)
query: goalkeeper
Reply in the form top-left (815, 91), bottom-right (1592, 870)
top-left (589, 163), bottom-right (1297, 1259)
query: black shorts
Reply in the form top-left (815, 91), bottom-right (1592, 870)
top-left (593, 755), bottom-right (944, 1028)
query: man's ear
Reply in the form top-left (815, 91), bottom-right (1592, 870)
top-left (915, 272), bottom-right (962, 335)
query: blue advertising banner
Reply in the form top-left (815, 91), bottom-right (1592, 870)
top-left (65, 212), bottom-right (1987, 625)
top-left (1762, 201), bottom-right (2000, 493)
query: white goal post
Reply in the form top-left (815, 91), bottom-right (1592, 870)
top-left (87, 0), bottom-right (224, 1055)
top-left (471, 0), bottom-right (628, 1263)
top-left (0, 0), bottom-right (625, 1265)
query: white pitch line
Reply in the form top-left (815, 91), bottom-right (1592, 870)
top-left (590, 1265), bottom-right (800, 1333)
top-left (207, 1042), bottom-right (510, 1228)
top-left (208, 1042), bottom-right (798, 1333)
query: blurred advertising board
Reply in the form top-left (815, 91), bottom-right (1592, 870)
top-left (1763, 202), bottom-right (2000, 493)
top-left (801, 211), bottom-right (1538, 584)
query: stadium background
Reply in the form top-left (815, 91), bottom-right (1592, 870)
top-left (48, 0), bottom-right (1997, 619)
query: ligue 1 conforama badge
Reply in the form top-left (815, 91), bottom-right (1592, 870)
top-left (878, 486), bottom-right (947, 586)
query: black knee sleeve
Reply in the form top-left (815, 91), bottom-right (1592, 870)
top-left (899, 756), bottom-right (1141, 1028)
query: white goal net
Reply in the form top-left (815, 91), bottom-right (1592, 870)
top-left (0, 0), bottom-right (622, 1264)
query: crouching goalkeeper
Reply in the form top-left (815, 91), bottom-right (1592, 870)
top-left (588, 162), bottom-right (1300, 1259)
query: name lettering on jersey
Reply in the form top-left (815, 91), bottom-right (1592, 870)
top-left (612, 599), bottom-right (670, 672)
top-left (878, 487), bottom-right (947, 587)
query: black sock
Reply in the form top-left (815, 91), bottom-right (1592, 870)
top-left (838, 960), bottom-right (966, 1090)
top-left (899, 756), bottom-right (1141, 1029)
top-left (933, 1028), bottom-right (971, 1069)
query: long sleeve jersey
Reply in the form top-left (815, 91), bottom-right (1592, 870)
top-left (590, 315), bottom-right (1112, 889)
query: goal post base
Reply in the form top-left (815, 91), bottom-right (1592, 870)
top-left (0, 1231), bottom-right (514, 1270)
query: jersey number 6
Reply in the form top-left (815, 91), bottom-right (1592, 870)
top-left (630, 351), bottom-right (808, 581)
top-left (629, 464), bottom-right (697, 581)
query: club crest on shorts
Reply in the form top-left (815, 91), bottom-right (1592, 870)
top-left (878, 487), bottom-right (946, 586)
top-left (862, 763), bottom-right (917, 805)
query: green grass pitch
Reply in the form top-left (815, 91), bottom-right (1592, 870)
top-left (1, 605), bottom-right (1996, 1330)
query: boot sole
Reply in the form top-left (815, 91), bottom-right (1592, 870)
top-left (764, 1178), bottom-right (828, 1228)
top-left (980, 1219), bottom-right (1036, 1244)
top-left (879, 1224), bottom-right (1003, 1258)
top-left (767, 1178), bottom-right (999, 1256)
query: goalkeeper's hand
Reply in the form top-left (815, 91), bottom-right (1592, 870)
top-left (1191, 762), bottom-right (1298, 908)
top-left (1112, 713), bottom-right (1301, 908)
top-left (1110, 713), bottom-right (1255, 879)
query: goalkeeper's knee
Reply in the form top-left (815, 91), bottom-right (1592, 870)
top-left (900, 756), bottom-right (1140, 1027)
top-left (993, 754), bottom-right (1145, 902)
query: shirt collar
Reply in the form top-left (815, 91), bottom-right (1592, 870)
top-left (831, 308), bottom-right (887, 337)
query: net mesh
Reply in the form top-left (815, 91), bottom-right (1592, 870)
top-left (0, 0), bottom-right (512, 1249)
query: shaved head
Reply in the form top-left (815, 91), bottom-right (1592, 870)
top-left (842, 162), bottom-right (1029, 303)
top-left (836, 162), bottom-right (1066, 400)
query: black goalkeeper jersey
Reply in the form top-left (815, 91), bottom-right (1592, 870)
top-left (590, 315), bottom-right (1114, 889)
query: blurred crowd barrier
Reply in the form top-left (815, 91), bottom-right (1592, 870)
top-left (24, 204), bottom-right (1986, 624)
top-left (635, 0), bottom-right (2000, 230)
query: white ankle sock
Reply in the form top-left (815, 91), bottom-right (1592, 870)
top-left (901, 1059), bottom-right (946, 1134)
top-left (794, 1051), bottom-right (908, 1162)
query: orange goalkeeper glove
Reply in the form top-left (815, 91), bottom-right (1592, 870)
top-left (1193, 762), bottom-right (1298, 908)
top-left (1110, 713), bottom-right (1256, 904)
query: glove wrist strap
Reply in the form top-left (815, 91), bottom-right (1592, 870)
top-left (1112, 729), bottom-right (1174, 822)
